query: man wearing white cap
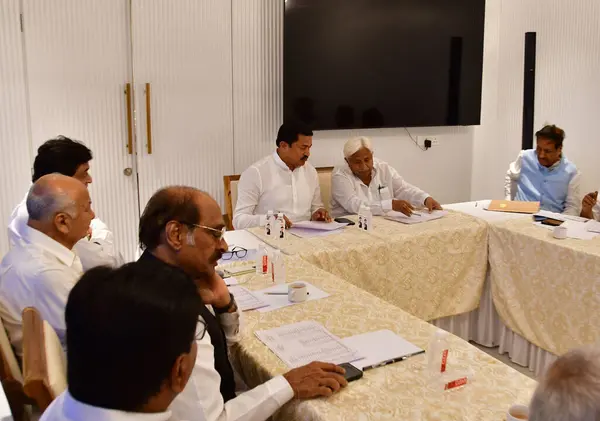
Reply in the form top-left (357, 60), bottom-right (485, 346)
top-left (331, 136), bottom-right (442, 217)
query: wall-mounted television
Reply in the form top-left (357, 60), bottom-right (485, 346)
top-left (284, 0), bottom-right (486, 130)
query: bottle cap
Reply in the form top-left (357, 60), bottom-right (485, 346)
top-left (435, 329), bottom-right (449, 339)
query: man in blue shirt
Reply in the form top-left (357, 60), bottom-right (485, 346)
top-left (505, 125), bottom-right (581, 215)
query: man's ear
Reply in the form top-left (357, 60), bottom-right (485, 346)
top-left (54, 212), bottom-right (70, 235)
top-left (169, 352), bottom-right (194, 394)
top-left (165, 221), bottom-right (184, 251)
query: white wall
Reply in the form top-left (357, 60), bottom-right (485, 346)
top-left (472, 0), bottom-right (600, 200)
top-left (232, 0), bottom-right (475, 205)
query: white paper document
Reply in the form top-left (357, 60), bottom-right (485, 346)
top-left (341, 330), bottom-right (424, 370)
top-left (292, 221), bottom-right (348, 231)
top-left (385, 210), bottom-right (448, 224)
top-left (224, 277), bottom-right (238, 286)
top-left (227, 286), bottom-right (269, 311)
top-left (255, 282), bottom-right (330, 313)
top-left (534, 220), bottom-right (600, 240)
top-left (586, 220), bottom-right (600, 234)
top-left (255, 320), bottom-right (361, 368)
top-left (288, 227), bottom-right (344, 238)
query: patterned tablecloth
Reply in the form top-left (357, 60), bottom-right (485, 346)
top-left (489, 217), bottom-right (600, 356)
top-left (225, 256), bottom-right (537, 421)
top-left (249, 211), bottom-right (489, 321)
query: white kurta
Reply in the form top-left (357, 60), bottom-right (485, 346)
top-left (0, 225), bottom-right (83, 355)
top-left (330, 158), bottom-right (430, 217)
top-left (233, 152), bottom-right (324, 229)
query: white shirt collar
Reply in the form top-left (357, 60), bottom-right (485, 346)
top-left (62, 392), bottom-right (173, 421)
top-left (20, 225), bottom-right (78, 268)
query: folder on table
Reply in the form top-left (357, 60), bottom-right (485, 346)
top-left (487, 200), bottom-right (540, 214)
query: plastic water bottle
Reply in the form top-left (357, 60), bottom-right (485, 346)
top-left (363, 205), bottom-right (372, 231)
top-left (276, 213), bottom-right (286, 240)
top-left (255, 245), bottom-right (269, 274)
top-left (270, 250), bottom-right (286, 284)
top-left (265, 211), bottom-right (274, 237)
top-left (427, 329), bottom-right (450, 376)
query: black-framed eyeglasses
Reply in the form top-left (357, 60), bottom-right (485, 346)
top-left (195, 319), bottom-right (207, 341)
top-left (221, 246), bottom-right (248, 260)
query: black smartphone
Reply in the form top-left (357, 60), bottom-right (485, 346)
top-left (338, 362), bottom-right (363, 382)
top-left (334, 217), bottom-right (355, 226)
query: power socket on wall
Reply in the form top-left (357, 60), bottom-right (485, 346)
top-left (416, 136), bottom-right (440, 148)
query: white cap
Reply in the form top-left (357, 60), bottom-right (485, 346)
top-left (435, 329), bottom-right (449, 339)
top-left (267, 210), bottom-right (273, 215)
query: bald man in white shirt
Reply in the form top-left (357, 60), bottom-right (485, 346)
top-left (331, 136), bottom-right (442, 217)
top-left (233, 122), bottom-right (331, 229)
top-left (0, 174), bottom-right (95, 355)
top-left (8, 136), bottom-right (123, 270)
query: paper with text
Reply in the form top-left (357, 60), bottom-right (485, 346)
top-left (385, 210), bottom-right (448, 224)
top-left (292, 221), bottom-right (348, 231)
top-left (227, 286), bottom-right (268, 311)
top-left (255, 320), bottom-right (360, 368)
top-left (341, 330), bottom-right (423, 370)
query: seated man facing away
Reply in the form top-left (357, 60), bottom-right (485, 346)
top-left (8, 135), bottom-right (123, 270)
top-left (139, 186), bottom-right (347, 421)
top-left (505, 124), bottom-right (581, 215)
top-left (0, 174), bottom-right (94, 355)
top-left (41, 263), bottom-right (202, 421)
top-left (580, 191), bottom-right (599, 220)
top-left (529, 346), bottom-right (600, 421)
top-left (233, 121), bottom-right (331, 229)
top-left (331, 136), bottom-right (442, 217)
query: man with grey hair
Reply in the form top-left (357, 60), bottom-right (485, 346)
top-left (530, 346), bottom-right (600, 421)
top-left (331, 136), bottom-right (442, 217)
top-left (0, 174), bottom-right (95, 355)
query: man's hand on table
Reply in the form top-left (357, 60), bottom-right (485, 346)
top-left (283, 361), bottom-right (348, 398)
top-left (424, 197), bottom-right (443, 213)
top-left (392, 200), bottom-right (414, 216)
top-left (311, 208), bottom-right (332, 223)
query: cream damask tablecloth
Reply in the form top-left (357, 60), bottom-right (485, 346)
top-left (226, 256), bottom-right (537, 421)
top-left (250, 212), bottom-right (489, 321)
top-left (489, 218), bottom-right (600, 356)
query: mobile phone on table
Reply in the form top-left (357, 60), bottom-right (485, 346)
top-left (334, 217), bottom-right (355, 226)
top-left (338, 362), bottom-right (363, 382)
top-left (541, 218), bottom-right (563, 226)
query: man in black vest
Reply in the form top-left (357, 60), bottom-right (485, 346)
top-left (138, 186), bottom-right (347, 421)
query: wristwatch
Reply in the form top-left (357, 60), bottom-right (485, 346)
top-left (214, 293), bottom-right (238, 314)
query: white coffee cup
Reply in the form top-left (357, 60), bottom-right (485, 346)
top-left (507, 404), bottom-right (529, 421)
top-left (553, 225), bottom-right (567, 239)
top-left (288, 282), bottom-right (308, 303)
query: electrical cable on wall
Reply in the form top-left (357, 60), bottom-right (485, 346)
top-left (404, 127), bottom-right (428, 151)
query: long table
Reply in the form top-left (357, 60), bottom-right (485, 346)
top-left (489, 216), bottom-right (600, 356)
top-left (249, 211), bottom-right (489, 322)
top-left (225, 256), bottom-right (537, 421)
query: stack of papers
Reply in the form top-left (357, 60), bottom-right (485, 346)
top-left (586, 220), bottom-right (600, 233)
top-left (341, 330), bottom-right (424, 370)
top-left (288, 221), bottom-right (348, 239)
top-left (534, 210), bottom-right (588, 223)
top-left (227, 286), bottom-right (268, 311)
top-left (255, 320), bottom-right (360, 368)
top-left (385, 210), bottom-right (448, 225)
top-left (535, 219), bottom-right (600, 240)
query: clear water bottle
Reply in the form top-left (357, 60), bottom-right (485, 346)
top-left (270, 249), bottom-right (286, 284)
top-left (427, 329), bottom-right (450, 376)
top-left (363, 205), bottom-right (372, 231)
top-left (255, 245), bottom-right (269, 274)
top-left (265, 211), bottom-right (274, 237)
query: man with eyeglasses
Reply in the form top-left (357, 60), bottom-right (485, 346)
top-left (138, 186), bottom-right (347, 421)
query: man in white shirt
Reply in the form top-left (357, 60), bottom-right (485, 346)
top-left (505, 125), bottom-right (581, 215)
top-left (139, 186), bottom-right (347, 421)
top-left (41, 262), bottom-right (202, 421)
top-left (8, 135), bottom-right (123, 270)
top-left (331, 136), bottom-right (442, 217)
top-left (0, 174), bottom-right (94, 355)
top-left (233, 122), bottom-right (331, 229)
top-left (529, 346), bottom-right (600, 421)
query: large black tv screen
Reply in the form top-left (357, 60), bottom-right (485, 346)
top-left (284, 0), bottom-right (486, 130)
